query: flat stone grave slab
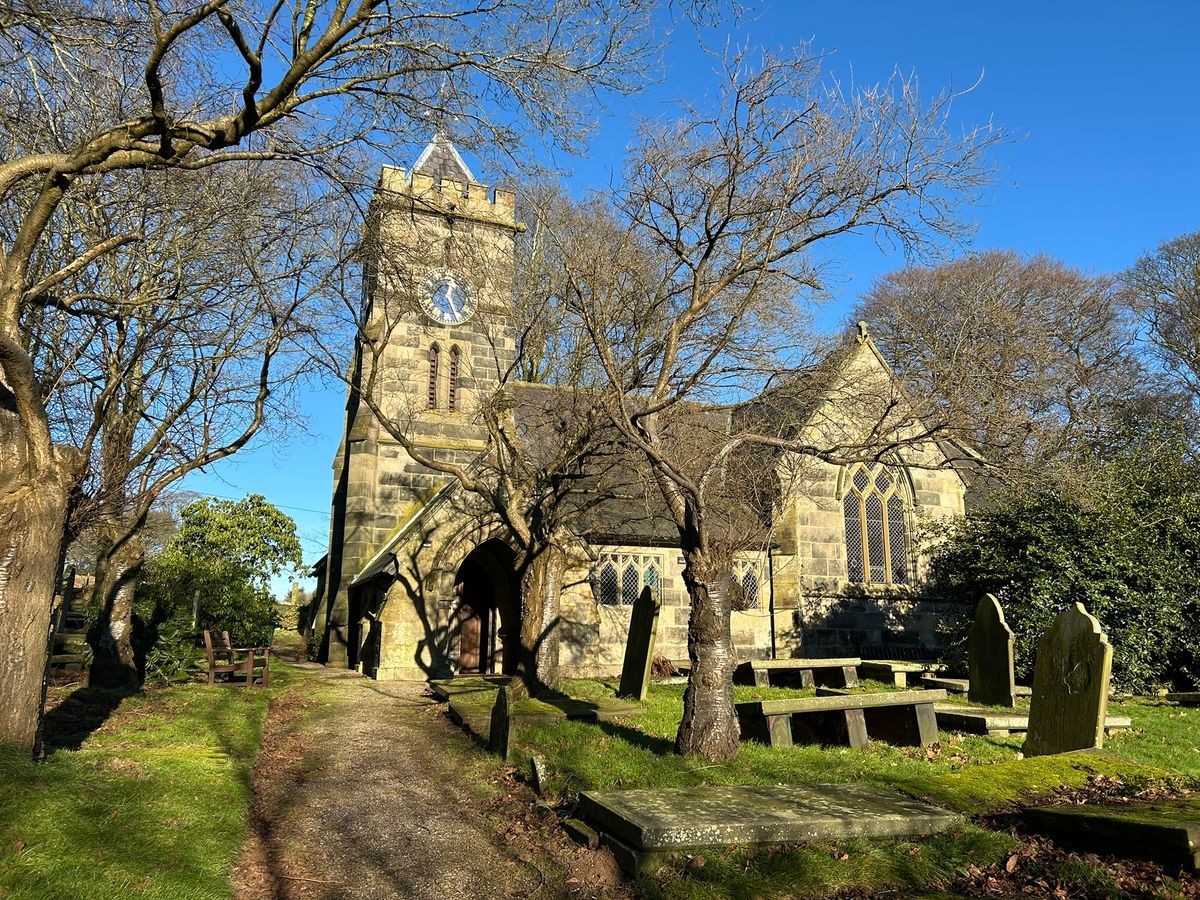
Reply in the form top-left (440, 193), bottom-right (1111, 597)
top-left (1166, 693), bottom-right (1200, 707)
top-left (860, 659), bottom-right (946, 689)
top-left (429, 675), bottom-right (514, 702)
top-left (1023, 799), bottom-right (1200, 872)
top-left (934, 703), bottom-right (1131, 737)
top-left (921, 675), bottom-right (1032, 697)
top-left (579, 783), bottom-right (961, 875)
top-left (734, 657), bottom-right (860, 689)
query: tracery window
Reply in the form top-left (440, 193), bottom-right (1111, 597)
top-left (427, 344), bottom-right (441, 410)
top-left (842, 462), bottom-right (909, 586)
top-left (732, 558), bottom-right (764, 610)
top-left (594, 552), bottom-right (663, 606)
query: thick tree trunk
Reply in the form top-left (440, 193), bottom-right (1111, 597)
top-left (87, 533), bottom-right (145, 691)
top-left (0, 447), bottom-right (75, 753)
top-left (518, 542), bottom-right (566, 694)
top-left (676, 548), bottom-right (740, 761)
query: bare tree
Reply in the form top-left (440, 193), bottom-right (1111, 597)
top-left (552, 50), bottom-right (1002, 760)
top-left (24, 164), bottom-right (325, 691)
top-left (1126, 231), bottom-right (1200, 415)
top-left (853, 250), bottom-right (1148, 483)
top-left (0, 0), bottom-right (660, 749)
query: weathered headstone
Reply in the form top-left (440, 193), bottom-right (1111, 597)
top-left (530, 754), bottom-right (548, 797)
top-left (489, 685), bottom-right (513, 760)
top-left (1024, 602), bottom-right (1114, 757)
top-left (617, 585), bottom-right (661, 702)
top-left (968, 594), bottom-right (1017, 708)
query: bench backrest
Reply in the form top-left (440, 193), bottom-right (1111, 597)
top-left (202, 629), bottom-right (234, 662)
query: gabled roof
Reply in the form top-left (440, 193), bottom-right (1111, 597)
top-left (411, 131), bottom-right (474, 183)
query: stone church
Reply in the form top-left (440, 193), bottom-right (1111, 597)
top-left (306, 135), bottom-right (970, 680)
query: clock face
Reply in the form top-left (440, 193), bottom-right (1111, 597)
top-left (421, 271), bottom-right (477, 325)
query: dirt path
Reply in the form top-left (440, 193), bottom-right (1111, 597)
top-left (233, 644), bottom-right (627, 900)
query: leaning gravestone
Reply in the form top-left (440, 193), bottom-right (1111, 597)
top-left (968, 594), bottom-right (1017, 708)
top-left (1024, 602), bottom-right (1114, 757)
top-left (617, 585), bottom-right (662, 702)
top-left (489, 685), bottom-right (513, 760)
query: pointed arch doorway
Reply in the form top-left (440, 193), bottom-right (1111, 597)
top-left (454, 539), bottom-right (521, 675)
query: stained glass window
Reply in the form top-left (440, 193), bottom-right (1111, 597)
top-left (842, 462), bottom-right (909, 586)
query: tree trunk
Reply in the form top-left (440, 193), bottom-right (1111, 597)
top-left (518, 542), bottom-right (566, 694)
top-left (0, 445), bottom-right (75, 753)
top-left (676, 548), bottom-right (740, 761)
top-left (87, 529), bottom-right (145, 691)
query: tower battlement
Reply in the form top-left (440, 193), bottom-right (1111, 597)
top-left (378, 165), bottom-right (517, 225)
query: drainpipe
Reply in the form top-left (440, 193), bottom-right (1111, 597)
top-left (767, 545), bottom-right (777, 660)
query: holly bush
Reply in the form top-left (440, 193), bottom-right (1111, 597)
top-left (928, 440), bottom-right (1200, 693)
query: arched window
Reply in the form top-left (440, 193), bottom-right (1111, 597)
top-left (427, 344), bottom-right (440, 410)
top-left (448, 345), bottom-right (460, 412)
top-left (843, 462), bottom-right (909, 586)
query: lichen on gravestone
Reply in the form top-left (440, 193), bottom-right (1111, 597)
top-left (1024, 602), bottom-right (1113, 757)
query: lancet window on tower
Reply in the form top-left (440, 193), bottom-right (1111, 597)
top-left (427, 344), bottom-right (440, 410)
top-left (448, 346), bottom-right (460, 412)
top-left (842, 462), bottom-right (910, 586)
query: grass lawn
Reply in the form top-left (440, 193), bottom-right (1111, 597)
top-left (483, 678), bottom-right (1200, 899)
top-left (0, 669), bottom-right (301, 900)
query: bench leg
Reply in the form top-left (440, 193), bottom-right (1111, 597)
top-left (843, 709), bottom-right (869, 749)
top-left (799, 669), bottom-right (815, 689)
top-left (840, 666), bottom-right (859, 689)
top-left (754, 669), bottom-right (770, 687)
top-left (767, 714), bottom-right (793, 748)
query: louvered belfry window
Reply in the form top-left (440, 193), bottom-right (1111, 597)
top-left (447, 346), bottom-right (460, 411)
top-left (427, 344), bottom-right (440, 410)
top-left (843, 462), bottom-right (909, 586)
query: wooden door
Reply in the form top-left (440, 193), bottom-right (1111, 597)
top-left (459, 603), bottom-right (482, 672)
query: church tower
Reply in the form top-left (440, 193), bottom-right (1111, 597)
top-left (319, 135), bottom-right (520, 666)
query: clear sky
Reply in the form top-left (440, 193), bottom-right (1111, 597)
top-left (181, 1), bottom-right (1200, 591)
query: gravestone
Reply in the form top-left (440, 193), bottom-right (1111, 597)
top-left (617, 586), bottom-right (661, 702)
top-left (1024, 602), bottom-right (1113, 757)
top-left (530, 754), bottom-right (548, 797)
top-left (489, 685), bottom-right (513, 760)
top-left (968, 594), bottom-right (1017, 708)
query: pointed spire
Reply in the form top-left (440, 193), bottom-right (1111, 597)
top-left (411, 130), bottom-right (475, 184)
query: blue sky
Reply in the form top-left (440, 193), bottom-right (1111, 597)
top-left (182, 2), bottom-right (1200, 592)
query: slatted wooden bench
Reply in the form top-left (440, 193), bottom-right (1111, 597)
top-left (733, 658), bottom-right (860, 690)
top-left (736, 689), bottom-right (947, 749)
top-left (203, 629), bottom-right (270, 687)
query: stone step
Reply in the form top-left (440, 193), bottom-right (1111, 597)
top-left (579, 783), bottom-right (961, 875)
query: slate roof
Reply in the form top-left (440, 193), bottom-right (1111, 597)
top-left (411, 132), bottom-right (474, 183)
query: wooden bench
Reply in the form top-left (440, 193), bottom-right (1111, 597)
top-left (733, 658), bottom-right (860, 690)
top-left (203, 630), bottom-right (270, 687)
top-left (736, 689), bottom-right (947, 749)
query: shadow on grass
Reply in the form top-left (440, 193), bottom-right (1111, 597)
top-left (595, 718), bottom-right (676, 756)
top-left (42, 686), bottom-right (135, 751)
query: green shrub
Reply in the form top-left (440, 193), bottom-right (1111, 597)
top-left (927, 440), bottom-right (1200, 693)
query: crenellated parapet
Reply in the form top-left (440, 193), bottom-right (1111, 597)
top-left (376, 164), bottom-right (520, 230)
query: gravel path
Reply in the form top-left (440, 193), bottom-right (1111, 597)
top-left (233, 648), bottom-right (553, 900)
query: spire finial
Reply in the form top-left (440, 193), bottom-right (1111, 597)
top-left (856, 320), bottom-right (869, 342)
